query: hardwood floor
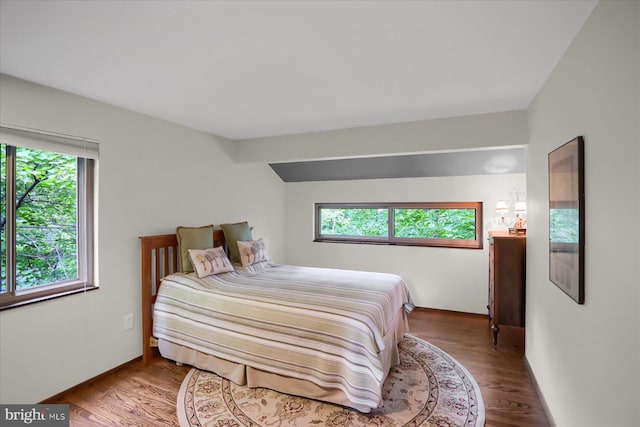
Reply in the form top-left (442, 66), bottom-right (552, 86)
top-left (48, 308), bottom-right (550, 426)
top-left (49, 356), bottom-right (189, 426)
top-left (409, 308), bottom-right (550, 426)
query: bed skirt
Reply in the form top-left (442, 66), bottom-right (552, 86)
top-left (158, 307), bottom-right (409, 413)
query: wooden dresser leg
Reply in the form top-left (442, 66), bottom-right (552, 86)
top-left (491, 323), bottom-right (500, 347)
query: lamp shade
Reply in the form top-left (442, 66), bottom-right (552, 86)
top-left (514, 201), bottom-right (527, 214)
top-left (495, 200), bottom-right (508, 213)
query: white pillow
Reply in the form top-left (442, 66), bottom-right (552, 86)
top-left (237, 238), bottom-right (269, 267)
top-left (188, 247), bottom-right (234, 278)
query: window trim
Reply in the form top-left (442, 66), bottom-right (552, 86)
top-left (0, 133), bottom-right (98, 311)
top-left (314, 202), bottom-right (483, 249)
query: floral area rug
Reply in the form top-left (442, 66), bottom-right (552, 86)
top-left (177, 334), bottom-right (485, 426)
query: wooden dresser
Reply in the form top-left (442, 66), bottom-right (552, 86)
top-left (488, 231), bottom-right (526, 346)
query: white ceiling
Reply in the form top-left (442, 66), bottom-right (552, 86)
top-left (0, 0), bottom-right (597, 141)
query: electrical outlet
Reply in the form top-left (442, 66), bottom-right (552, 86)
top-left (124, 313), bottom-right (134, 331)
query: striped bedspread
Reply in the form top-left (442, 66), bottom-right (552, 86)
top-left (153, 262), bottom-right (412, 411)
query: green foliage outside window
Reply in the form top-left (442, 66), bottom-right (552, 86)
top-left (320, 208), bottom-right (387, 237)
top-left (394, 208), bottom-right (476, 240)
top-left (0, 145), bottom-right (4, 291)
top-left (1, 145), bottom-right (78, 291)
top-left (321, 208), bottom-right (476, 240)
top-left (318, 204), bottom-right (479, 245)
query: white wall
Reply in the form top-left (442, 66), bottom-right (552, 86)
top-left (234, 110), bottom-right (528, 163)
top-left (525, 1), bottom-right (640, 426)
top-left (0, 74), bottom-right (286, 403)
top-left (284, 173), bottom-right (525, 313)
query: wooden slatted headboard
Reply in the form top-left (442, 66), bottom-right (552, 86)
top-left (139, 229), bottom-right (226, 364)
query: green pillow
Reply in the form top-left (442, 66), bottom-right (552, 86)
top-left (221, 221), bottom-right (253, 264)
top-left (176, 225), bottom-right (214, 273)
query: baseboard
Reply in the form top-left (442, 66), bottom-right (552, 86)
top-left (524, 356), bottom-right (557, 427)
top-left (412, 305), bottom-right (488, 319)
top-left (40, 356), bottom-right (142, 403)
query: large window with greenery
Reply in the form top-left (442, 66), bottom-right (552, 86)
top-left (0, 126), bottom-right (98, 310)
top-left (315, 202), bottom-right (483, 249)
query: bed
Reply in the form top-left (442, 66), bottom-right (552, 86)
top-left (140, 229), bottom-right (412, 413)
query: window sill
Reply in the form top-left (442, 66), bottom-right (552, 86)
top-left (0, 284), bottom-right (99, 311)
top-left (314, 238), bottom-right (483, 250)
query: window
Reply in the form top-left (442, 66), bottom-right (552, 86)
top-left (315, 202), bottom-right (483, 249)
top-left (0, 126), bottom-right (98, 310)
